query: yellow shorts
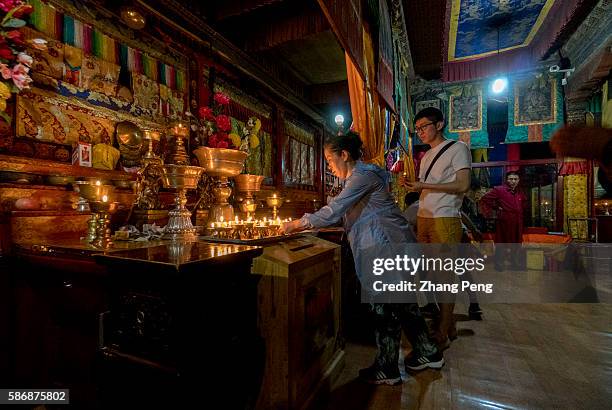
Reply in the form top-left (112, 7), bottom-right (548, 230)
top-left (417, 216), bottom-right (462, 244)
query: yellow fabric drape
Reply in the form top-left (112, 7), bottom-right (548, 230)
top-left (564, 174), bottom-right (588, 236)
top-left (345, 26), bottom-right (385, 167)
top-left (346, 52), bottom-right (367, 141)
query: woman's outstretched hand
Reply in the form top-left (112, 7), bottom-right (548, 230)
top-left (279, 219), bottom-right (303, 235)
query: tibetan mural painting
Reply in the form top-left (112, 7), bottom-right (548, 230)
top-left (514, 79), bottom-right (557, 126)
top-left (449, 92), bottom-right (482, 132)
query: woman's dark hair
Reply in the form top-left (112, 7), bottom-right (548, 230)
top-left (404, 192), bottom-right (420, 207)
top-left (324, 131), bottom-right (363, 160)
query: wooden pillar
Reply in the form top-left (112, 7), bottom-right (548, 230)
top-left (275, 105), bottom-right (285, 191)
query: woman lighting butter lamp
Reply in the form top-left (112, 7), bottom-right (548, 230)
top-left (280, 132), bottom-right (443, 384)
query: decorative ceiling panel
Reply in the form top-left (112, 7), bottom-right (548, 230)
top-left (448, 0), bottom-right (556, 62)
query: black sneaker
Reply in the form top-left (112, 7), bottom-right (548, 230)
top-left (405, 351), bottom-right (445, 371)
top-left (420, 303), bottom-right (440, 317)
top-left (468, 303), bottom-right (483, 320)
top-left (358, 366), bottom-right (402, 385)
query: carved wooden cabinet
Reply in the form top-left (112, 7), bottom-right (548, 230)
top-left (252, 235), bottom-right (344, 410)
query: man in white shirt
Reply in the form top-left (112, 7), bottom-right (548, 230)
top-left (401, 107), bottom-right (472, 346)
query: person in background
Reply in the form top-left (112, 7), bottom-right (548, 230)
top-left (400, 107), bottom-right (472, 347)
top-left (405, 193), bottom-right (483, 321)
top-left (281, 131), bottom-right (443, 385)
top-left (478, 171), bottom-right (527, 271)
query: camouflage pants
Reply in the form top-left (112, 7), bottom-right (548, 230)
top-left (370, 303), bottom-right (438, 370)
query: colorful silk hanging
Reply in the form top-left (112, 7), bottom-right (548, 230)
top-left (30, 0), bottom-right (62, 40)
top-left (176, 70), bottom-right (186, 92)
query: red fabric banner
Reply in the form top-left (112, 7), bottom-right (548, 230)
top-left (527, 124), bottom-right (543, 142)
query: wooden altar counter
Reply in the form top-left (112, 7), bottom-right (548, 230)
top-left (10, 239), bottom-right (263, 408)
top-left (8, 234), bottom-right (344, 409)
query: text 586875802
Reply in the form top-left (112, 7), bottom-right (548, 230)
top-left (0, 389), bottom-right (69, 404)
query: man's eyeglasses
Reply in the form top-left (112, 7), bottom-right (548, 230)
top-left (415, 122), bottom-right (435, 133)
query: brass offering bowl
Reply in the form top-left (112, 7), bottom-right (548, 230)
top-left (74, 182), bottom-right (115, 202)
top-left (72, 181), bottom-right (116, 241)
top-left (89, 200), bottom-right (119, 214)
top-left (193, 147), bottom-right (249, 222)
top-left (193, 147), bottom-right (248, 178)
top-left (239, 198), bottom-right (258, 220)
top-left (235, 174), bottom-right (264, 193)
top-left (160, 164), bottom-right (204, 190)
top-left (160, 164), bottom-right (205, 241)
top-left (266, 195), bottom-right (285, 220)
top-left (88, 200), bottom-right (119, 249)
top-left (46, 175), bottom-right (76, 186)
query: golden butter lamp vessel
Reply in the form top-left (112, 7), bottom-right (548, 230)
top-left (193, 147), bottom-right (248, 222)
top-left (73, 181), bottom-right (117, 248)
top-left (160, 164), bottom-right (204, 240)
top-left (235, 174), bottom-right (264, 219)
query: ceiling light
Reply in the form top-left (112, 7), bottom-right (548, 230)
top-left (334, 114), bottom-right (344, 127)
top-left (491, 77), bottom-right (508, 94)
top-left (120, 5), bottom-right (146, 30)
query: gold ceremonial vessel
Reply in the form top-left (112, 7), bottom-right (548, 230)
top-left (266, 195), bottom-right (285, 220)
top-left (166, 121), bottom-right (190, 165)
top-left (235, 174), bottom-right (264, 219)
top-left (234, 174), bottom-right (264, 194)
top-left (193, 147), bottom-right (248, 177)
top-left (89, 200), bottom-right (119, 249)
top-left (115, 121), bottom-right (145, 167)
top-left (160, 164), bottom-right (205, 241)
top-left (72, 181), bottom-right (117, 248)
top-left (193, 147), bottom-right (248, 222)
top-left (239, 198), bottom-right (259, 220)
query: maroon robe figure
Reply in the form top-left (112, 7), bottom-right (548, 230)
top-left (480, 184), bottom-right (527, 243)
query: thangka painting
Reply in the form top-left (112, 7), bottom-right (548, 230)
top-left (514, 79), bottom-right (557, 126)
top-left (448, 91), bottom-right (482, 133)
top-left (506, 75), bottom-right (563, 143)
